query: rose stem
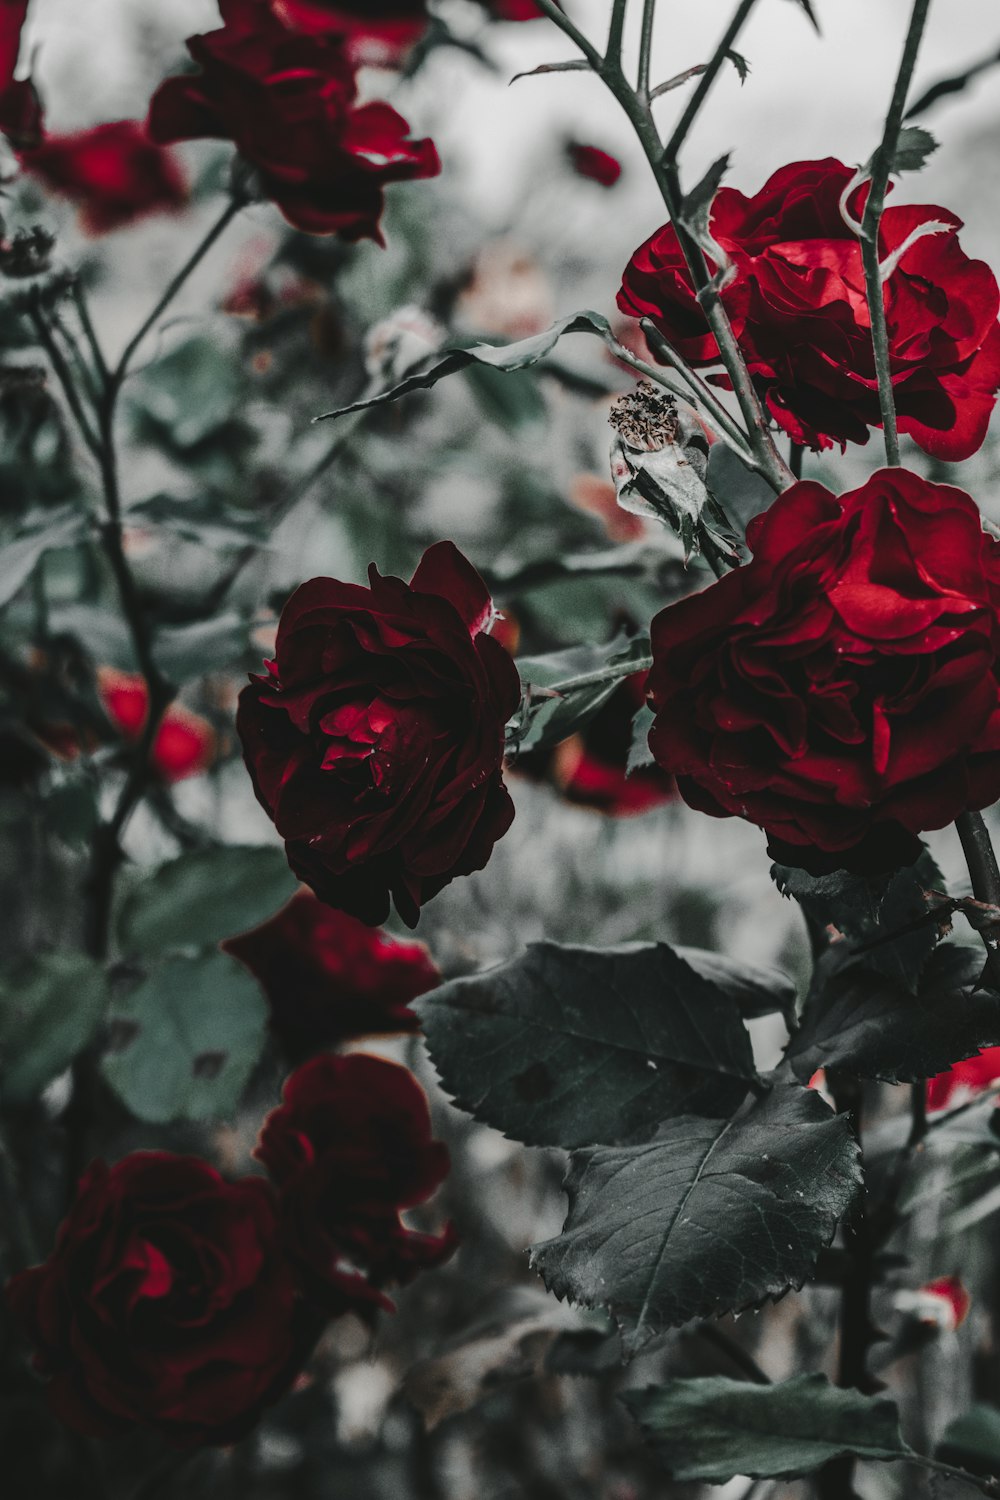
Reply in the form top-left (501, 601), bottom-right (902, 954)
top-left (956, 812), bottom-right (1000, 990)
top-left (858, 0), bottom-right (932, 468)
top-left (531, 0), bottom-right (794, 495)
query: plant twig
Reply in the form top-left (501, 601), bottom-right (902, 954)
top-left (637, 0), bottom-right (657, 99)
top-left (661, 0), bottom-right (758, 163)
top-left (956, 812), bottom-right (1000, 990)
top-left (859, 0), bottom-right (933, 466)
top-left (606, 0), bottom-right (628, 67)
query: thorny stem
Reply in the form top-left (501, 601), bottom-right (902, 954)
top-left (637, 0), bottom-right (657, 100)
top-left (532, 0), bottom-right (792, 494)
top-left (956, 812), bottom-right (1000, 990)
top-left (859, 0), bottom-right (932, 466)
top-left (661, 0), bottom-right (758, 163)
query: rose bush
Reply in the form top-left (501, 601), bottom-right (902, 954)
top-left (618, 157), bottom-right (1000, 459)
top-left (148, 0), bottom-right (439, 240)
top-left (224, 889), bottom-right (439, 1059)
top-left (6, 1155), bottom-right (302, 1446)
top-left (256, 1053), bottom-right (456, 1312)
top-left (237, 541), bottom-right (520, 925)
top-left (646, 468), bottom-right (1000, 872)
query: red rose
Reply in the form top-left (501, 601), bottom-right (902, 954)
top-left (478, 0), bottom-right (543, 17)
top-left (618, 158), bottom-right (1000, 460)
top-left (646, 469), bottom-right (1000, 872)
top-left (270, 0), bottom-right (429, 63)
top-left (223, 889), bottom-right (440, 1059)
top-left (0, 0), bottom-right (41, 147)
top-left (21, 121), bottom-right (187, 234)
top-left (927, 1047), bottom-right (1000, 1112)
top-left (255, 1053), bottom-right (456, 1312)
top-left (237, 542), bottom-right (520, 926)
top-left (98, 668), bottom-right (215, 783)
top-left (5, 1155), bottom-right (302, 1446)
top-left (148, 0), bottom-right (439, 242)
top-left (567, 142), bottom-right (621, 188)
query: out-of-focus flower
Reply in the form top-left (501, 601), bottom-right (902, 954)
top-left (567, 142), bottom-right (621, 187)
top-left (223, 889), bottom-right (440, 1059)
top-left (5, 1154), bottom-right (301, 1446)
top-left (476, 0), bottom-right (544, 17)
top-left (0, 0), bottom-right (42, 147)
top-left (149, 0), bottom-right (439, 242)
top-left (364, 304), bottom-right (444, 383)
top-left (927, 1046), bottom-right (1000, 1112)
top-left (255, 1053), bottom-right (456, 1312)
top-left (894, 1275), bottom-right (971, 1332)
top-left (270, 0), bottom-right (430, 65)
top-left (618, 157), bottom-right (1000, 460)
top-left (98, 668), bottom-right (215, 783)
top-left (568, 473), bottom-right (646, 544)
top-left (456, 242), bottom-right (553, 340)
top-left (647, 469), bottom-right (1000, 874)
top-left (237, 542), bottom-right (520, 926)
top-left (21, 121), bottom-right (187, 234)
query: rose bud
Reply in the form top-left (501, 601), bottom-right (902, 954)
top-left (618, 157), bottom-right (1000, 460)
top-left (20, 122), bottom-right (187, 235)
top-left (98, 668), bottom-right (215, 784)
top-left (647, 468), bottom-right (1000, 874)
top-left (255, 1053), bottom-right (456, 1313)
top-left (237, 541), bottom-right (521, 926)
top-left (149, 0), bottom-right (440, 242)
top-left (567, 142), bottom-right (622, 188)
top-left (223, 889), bottom-right (440, 1060)
top-left (5, 1154), bottom-right (304, 1446)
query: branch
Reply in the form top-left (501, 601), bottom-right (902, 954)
top-left (530, 0), bottom-right (603, 72)
top-left (859, 0), bottom-right (933, 466)
top-left (661, 0), bottom-right (758, 163)
top-left (637, 0), bottom-right (657, 98)
top-left (956, 812), bottom-right (1000, 991)
top-left (606, 0), bottom-right (627, 69)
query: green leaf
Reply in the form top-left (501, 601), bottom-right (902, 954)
top-left (788, 943), bottom-right (1000, 1085)
top-left (129, 336), bottom-right (242, 451)
top-left (626, 702), bottom-right (655, 776)
top-left (938, 1403), bottom-right (1000, 1476)
top-left (153, 612), bottom-right (252, 682)
top-left (420, 941), bottom-right (758, 1149)
top-left (101, 952), bottom-right (268, 1123)
top-left (623, 1375), bottom-right (906, 1483)
top-left (510, 633), bottom-right (651, 755)
top-left (725, 48), bottom-right (750, 83)
top-left (679, 153), bottom-right (730, 246)
top-left (531, 1085), bottom-right (861, 1352)
top-left (0, 954), bottom-right (108, 1105)
top-left (317, 311), bottom-right (620, 423)
top-left (771, 847), bottom-right (943, 993)
top-left (118, 846), bottom-right (297, 957)
top-left (0, 507), bottom-right (87, 610)
top-left (885, 125), bottom-right (939, 173)
top-left (676, 947), bottom-right (797, 1023)
top-left (127, 493), bottom-right (268, 550)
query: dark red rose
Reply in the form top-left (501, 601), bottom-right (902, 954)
top-left (478, 0), bottom-right (543, 17)
top-left (927, 1048), bottom-right (1000, 1112)
top-left (148, 0), bottom-right (439, 242)
top-left (20, 121), bottom-right (187, 234)
top-left (0, 0), bottom-right (41, 147)
top-left (237, 541), bottom-right (520, 926)
top-left (618, 157), bottom-right (1000, 460)
top-left (5, 1154), bottom-right (302, 1446)
top-left (567, 142), bottom-right (621, 188)
top-left (646, 468), bottom-right (1000, 873)
top-left (255, 1053), bottom-right (456, 1312)
top-left (270, 0), bottom-right (429, 63)
top-left (223, 889), bottom-right (440, 1059)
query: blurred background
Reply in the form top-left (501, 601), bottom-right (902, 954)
top-left (5, 2), bottom-right (1000, 1496)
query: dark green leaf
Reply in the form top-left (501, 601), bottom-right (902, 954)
top-left (127, 493), bottom-right (268, 550)
top-left (726, 49), bottom-right (750, 83)
top-left (462, 362), bottom-right (546, 430)
top-left (118, 846), bottom-right (296, 957)
top-left (531, 1085), bottom-right (861, 1352)
top-left (153, 612), bottom-right (252, 682)
top-left (0, 507), bottom-right (87, 610)
top-left (788, 943), bottom-right (1000, 1084)
top-left (128, 337), bottom-right (242, 450)
top-left (623, 1375), bottom-right (906, 1482)
top-left (938, 1404), bottom-right (1000, 1476)
top-left (676, 947), bottom-right (796, 1023)
top-left (680, 154), bottom-right (730, 245)
top-left (101, 952), bottom-right (268, 1123)
top-left (317, 311), bottom-right (620, 423)
top-left (906, 48), bottom-right (1000, 120)
top-left (626, 703), bottom-right (655, 776)
top-left (420, 941), bottom-right (758, 1149)
top-left (885, 125), bottom-right (939, 173)
top-left (771, 847), bottom-right (944, 992)
top-left (0, 954), bottom-right (107, 1105)
top-left (510, 633), bottom-right (650, 755)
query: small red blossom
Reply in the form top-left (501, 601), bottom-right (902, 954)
top-left (618, 157), bottom-right (1000, 460)
top-left (21, 121), bottom-right (187, 235)
top-left (237, 541), bottom-right (520, 926)
top-left (99, 668), bottom-right (215, 784)
top-left (223, 889), bottom-right (440, 1060)
top-left (567, 143), bottom-right (621, 188)
top-left (927, 1045), bottom-right (1000, 1112)
top-left (0, 0), bottom-right (41, 146)
top-left (478, 0), bottom-right (543, 17)
top-left (5, 1154), bottom-right (302, 1446)
top-left (148, 0), bottom-right (440, 242)
top-left (255, 1053), bottom-right (456, 1313)
top-left (646, 469), bottom-right (1000, 873)
top-left (270, 0), bottom-right (429, 64)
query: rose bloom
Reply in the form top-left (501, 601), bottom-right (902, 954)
top-left (618, 157), bottom-right (1000, 460)
top-left (478, 0), bottom-right (543, 16)
top-left (21, 121), bottom-right (187, 234)
top-left (647, 468), bottom-right (1000, 873)
top-left (223, 889), bottom-right (440, 1059)
top-left (0, 0), bottom-right (41, 147)
top-left (5, 1155), bottom-right (302, 1446)
top-left (927, 1046), bottom-right (1000, 1112)
top-left (237, 541), bottom-right (520, 926)
top-left (99, 668), bottom-right (215, 783)
top-left (270, 0), bottom-right (429, 63)
top-left (567, 142), bottom-right (621, 188)
top-left (255, 1053), bottom-right (456, 1312)
top-left (148, 0), bottom-right (439, 241)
